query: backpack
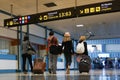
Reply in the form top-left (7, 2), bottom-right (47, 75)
top-left (76, 42), bottom-right (85, 54)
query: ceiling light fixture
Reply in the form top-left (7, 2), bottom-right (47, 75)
top-left (76, 24), bottom-right (84, 27)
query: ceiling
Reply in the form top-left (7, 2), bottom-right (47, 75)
top-left (0, 0), bottom-right (120, 40)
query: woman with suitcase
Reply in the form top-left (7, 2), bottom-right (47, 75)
top-left (22, 35), bottom-right (35, 73)
top-left (76, 36), bottom-right (91, 73)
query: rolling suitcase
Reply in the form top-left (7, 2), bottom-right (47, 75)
top-left (78, 55), bottom-right (91, 73)
top-left (33, 58), bottom-right (46, 74)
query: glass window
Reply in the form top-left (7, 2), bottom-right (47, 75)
top-left (106, 44), bottom-right (120, 52)
top-left (0, 38), bottom-right (10, 54)
top-left (87, 44), bottom-right (102, 53)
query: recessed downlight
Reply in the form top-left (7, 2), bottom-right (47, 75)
top-left (76, 24), bottom-right (84, 27)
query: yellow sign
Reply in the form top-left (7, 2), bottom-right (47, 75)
top-left (84, 8), bottom-right (89, 14)
top-left (39, 10), bottom-right (72, 21)
top-left (39, 16), bottom-right (42, 20)
top-left (59, 11), bottom-right (72, 18)
top-left (80, 10), bottom-right (84, 14)
top-left (90, 7), bottom-right (95, 13)
top-left (10, 21), bottom-right (13, 26)
top-left (96, 7), bottom-right (101, 12)
top-left (43, 15), bottom-right (48, 20)
top-left (79, 6), bottom-right (101, 15)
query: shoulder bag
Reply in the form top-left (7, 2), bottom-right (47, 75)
top-left (27, 41), bottom-right (36, 55)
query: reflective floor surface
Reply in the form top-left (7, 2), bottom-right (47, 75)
top-left (0, 69), bottom-right (120, 80)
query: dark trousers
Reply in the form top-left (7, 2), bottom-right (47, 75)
top-left (22, 53), bottom-right (33, 72)
top-left (64, 53), bottom-right (72, 68)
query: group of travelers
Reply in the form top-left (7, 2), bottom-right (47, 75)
top-left (21, 31), bottom-right (88, 74)
top-left (47, 31), bottom-right (88, 74)
top-left (93, 57), bottom-right (114, 69)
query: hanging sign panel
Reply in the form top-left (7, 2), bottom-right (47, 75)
top-left (4, 7), bottom-right (76, 27)
top-left (76, 1), bottom-right (120, 17)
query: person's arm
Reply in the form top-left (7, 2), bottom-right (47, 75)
top-left (28, 41), bottom-right (36, 52)
top-left (70, 40), bottom-right (74, 54)
top-left (83, 42), bottom-right (88, 55)
top-left (61, 41), bottom-right (64, 48)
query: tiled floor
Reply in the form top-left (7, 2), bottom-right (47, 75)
top-left (0, 69), bottom-right (120, 80)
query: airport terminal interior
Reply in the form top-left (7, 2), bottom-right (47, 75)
top-left (0, 0), bottom-right (120, 80)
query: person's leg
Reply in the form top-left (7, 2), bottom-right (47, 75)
top-left (67, 54), bottom-right (72, 74)
top-left (52, 54), bottom-right (58, 74)
top-left (48, 53), bottom-right (52, 73)
top-left (22, 54), bottom-right (27, 72)
top-left (64, 53), bottom-right (69, 74)
top-left (65, 54), bottom-right (72, 74)
top-left (64, 54), bottom-right (68, 69)
top-left (50, 53), bottom-right (54, 73)
top-left (68, 54), bottom-right (72, 66)
top-left (27, 54), bottom-right (33, 72)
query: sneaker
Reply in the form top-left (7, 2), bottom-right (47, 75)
top-left (23, 71), bottom-right (27, 74)
top-left (23, 70), bottom-right (27, 74)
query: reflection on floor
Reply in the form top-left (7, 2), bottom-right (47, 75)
top-left (0, 69), bottom-right (120, 80)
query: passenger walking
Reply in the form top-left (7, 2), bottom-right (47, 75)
top-left (77, 36), bottom-right (91, 73)
top-left (62, 32), bottom-right (74, 74)
top-left (22, 35), bottom-right (35, 73)
top-left (47, 31), bottom-right (58, 74)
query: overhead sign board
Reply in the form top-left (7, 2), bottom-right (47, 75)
top-left (76, 1), bottom-right (120, 17)
top-left (4, 7), bottom-right (76, 27)
top-left (4, 1), bottom-right (120, 27)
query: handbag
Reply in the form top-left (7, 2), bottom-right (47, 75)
top-left (49, 37), bottom-right (62, 55)
top-left (49, 45), bottom-right (62, 55)
top-left (27, 42), bottom-right (36, 55)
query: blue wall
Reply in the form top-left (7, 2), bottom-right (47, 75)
top-left (0, 54), bottom-right (17, 73)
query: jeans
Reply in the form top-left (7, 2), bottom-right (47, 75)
top-left (22, 53), bottom-right (33, 72)
top-left (49, 53), bottom-right (58, 74)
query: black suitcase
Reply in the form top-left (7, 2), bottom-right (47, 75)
top-left (78, 55), bottom-right (91, 73)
